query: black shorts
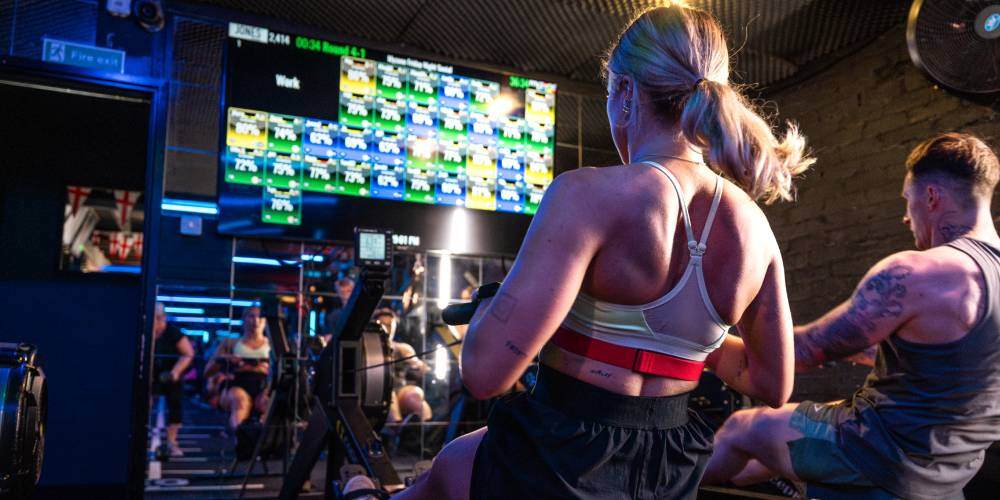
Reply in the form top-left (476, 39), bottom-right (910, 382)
top-left (223, 372), bottom-right (267, 402)
top-left (470, 365), bottom-right (713, 500)
top-left (153, 374), bottom-right (183, 425)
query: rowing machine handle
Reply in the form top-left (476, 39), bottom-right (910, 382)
top-left (441, 282), bottom-right (501, 326)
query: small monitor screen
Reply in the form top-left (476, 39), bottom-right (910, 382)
top-left (218, 22), bottom-right (558, 255)
top-left (358, 232), bottom-right (385, 262)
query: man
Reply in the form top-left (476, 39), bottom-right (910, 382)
top-left (321, 277), bottom-right (355, 345)
top-left (152, 302), bottom-right (195, 457)
top-left (375, 307), bottom-right (433, 422)
top-left (703, 133), bottom-right (1000, 499)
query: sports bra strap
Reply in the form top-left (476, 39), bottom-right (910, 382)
top-left (698, 176), bottom-right (724, 250)
top-left (642, 161), bottom-right (723, 257)
top-left (641, 161), bottom-right (696, 246)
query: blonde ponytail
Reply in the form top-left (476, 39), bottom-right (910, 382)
top-left (606, 5), bottom-right (814, 204)
top-left (680, 80), bottom-right (814, 204)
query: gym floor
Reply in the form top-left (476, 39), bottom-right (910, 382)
top-left (142, 397), bottom-right (805, 499)
top-left (145, 397), bottom-right (314, 498)
top-left (144, 396), bottom-right (432, 499)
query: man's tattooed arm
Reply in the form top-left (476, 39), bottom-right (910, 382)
top-left (794, 315), bottom-right (875, 370)
top-left (794, 264), bottom-right (912, 371)
top-left (843, 345), bottom-right (878, 366)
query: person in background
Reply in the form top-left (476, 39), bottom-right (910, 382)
top-left (401, 255), bottom-right (426, 315)
top-left (376, 308), bottom-right (432, 423)
top-left (322, 277), bottom-right (356, 344)
top-left (152, 302), bottom-right (194, 457)
top-left (205, 306), bottom-right (271, 429)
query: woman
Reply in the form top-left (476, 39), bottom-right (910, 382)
top-left (151, 302), bottom-right (194, 457)
top-left (205, 306), bottom-right (271, 429)
top-left (393, 4), bottom-right (812, 499)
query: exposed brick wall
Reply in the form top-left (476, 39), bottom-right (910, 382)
top-left (768, 23), bottom-right (1000, 323)
top-left (764, 24), bottom-right (1000, 401)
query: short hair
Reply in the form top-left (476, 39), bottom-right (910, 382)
top-left (336, 277), bottom-right (354, 288)
top-left (241, 305), bottom-right (261, 321)
top-left (373, 307), bottom-right (397, 321)
top-left (906, 132), bottom-right (999, 201)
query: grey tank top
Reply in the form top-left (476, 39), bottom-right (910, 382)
top-left (840, 238), bottom-right (1000, 499)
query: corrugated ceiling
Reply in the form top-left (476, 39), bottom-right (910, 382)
top-left (177, 0), bottom-right (911, 163)
top-left (187, 0), bottom-right (910, 91)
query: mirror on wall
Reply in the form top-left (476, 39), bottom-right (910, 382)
top-left (60, 185), bottom-right (144, 274)
top-left (146, 239), bottom-right (511, 493)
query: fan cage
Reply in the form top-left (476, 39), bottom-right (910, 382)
top-left (907, 0), bottom-right (1000, 94)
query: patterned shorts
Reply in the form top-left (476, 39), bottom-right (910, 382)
top-left (788, 401), bottom-right (899, 500)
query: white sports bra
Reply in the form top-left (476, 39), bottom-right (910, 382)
top-left (233, 337), bottom-right (270, 360)
top-left (559, 161), bottom-right (729, 363)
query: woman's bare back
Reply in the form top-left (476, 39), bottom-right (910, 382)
top-left (541, 162), bottom-right (777, 396)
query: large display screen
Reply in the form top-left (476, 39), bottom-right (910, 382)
top-left (217, 22), bottom-right (557, 254)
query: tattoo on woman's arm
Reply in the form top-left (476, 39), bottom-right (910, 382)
top-left (490, 292), bottom-right (518, 324)
top-left (504, 340), bottom-right (527, 358)
top-left (589, 369), bottom-right (612, 378)
top-left (733, 351), bottom-right (749, 380)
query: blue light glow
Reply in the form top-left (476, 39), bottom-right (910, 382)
top-left (168, 316), bottom-right (244, 325)
top-left (156, 295), bottom-right (259, 307)
top-left (180, 328), bottom-right (210, 343)
top-left (100, 264), bottom-right (141, 274)
top-left (158, 295), bottom-right (232, 304)
top-left (309, 310), bottom-right (317, 337)
top-left (233, 256), bottom-right (282, 266)
top-left (986, 13), bottom-right (1000, 32)
top-left (161, 198), bottom-right (219, 215)
top-left (164, 307), bottom-right (205, 314)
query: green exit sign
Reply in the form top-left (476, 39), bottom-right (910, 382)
top-left (42, 38), bottom-right (125, 73)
